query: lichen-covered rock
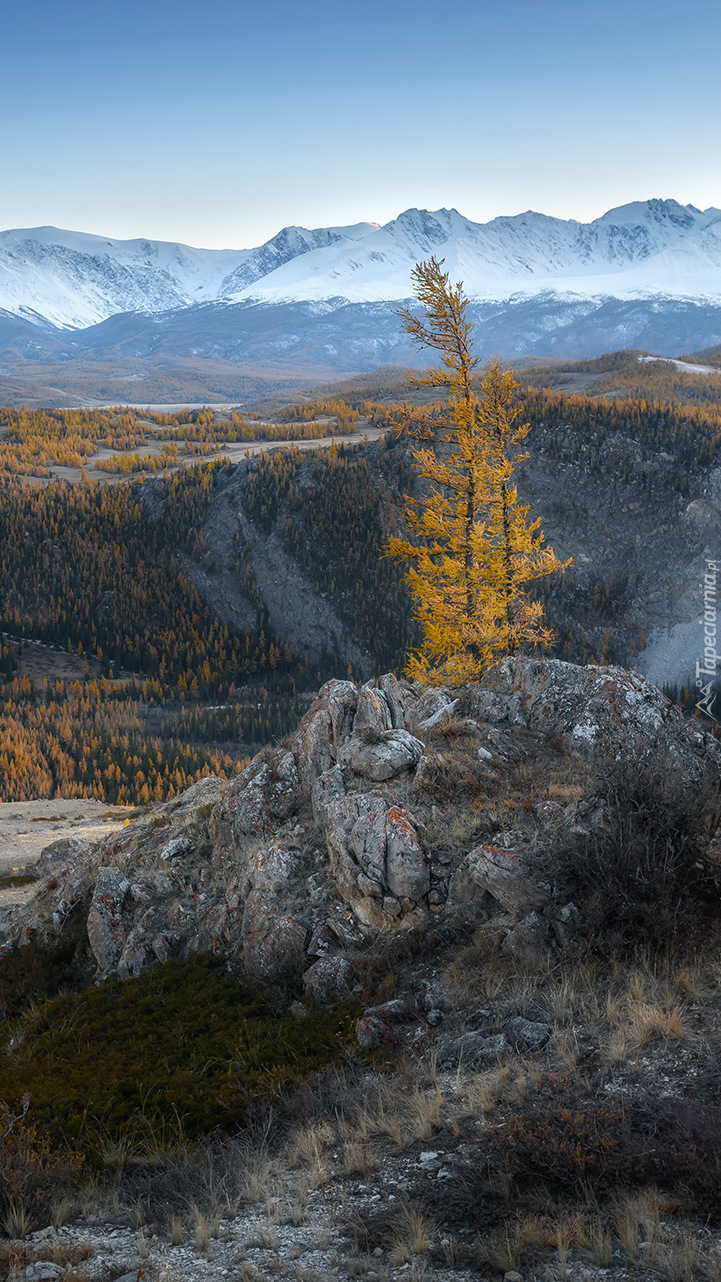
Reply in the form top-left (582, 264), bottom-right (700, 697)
top-left (211, 749), bottom-right (299, 847)
top-left (322, 792), bottom-right (429, 925)
top-left (303, 955), bottom-right (357, 1005)
top-left (378, 672), bottom-right (414, 729)
top-left (462, 655), bottom-right (721, 770)
top-left (86, 867), bottom-right (131, 975)
top-left (354, 681), bottom-right (393, 733)
top-left (338, 729), bottom-right (425, 781)
top-left (436, 1030), bottom-right (509, 1068)
top-left (241, 893), bottom-right (307, 984)
top-left (32, 836), bottom-right (89, 878)
top-left (500, 911), bottom-right (554, 967)
top-left (448, 845), bottom-right (546, 915)
top-left (311, 764), bottom-right (346, 826)
top-left (289, 679), bottom-right (358, 788)
top-left (356, 998), bottom-right (410, 1050)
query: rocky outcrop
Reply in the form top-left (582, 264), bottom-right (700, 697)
top-left (0, 659), bottom-right (717, 996)
top-left (462, 655), bottom-right (721, 770)
top-left (320, 785), bottom-right (430, 926)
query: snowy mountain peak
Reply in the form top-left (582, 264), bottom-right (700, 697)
top-left (2, 200), bottom-right (721, 331)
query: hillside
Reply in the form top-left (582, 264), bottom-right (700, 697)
top-left (0, 660), bottom-right (720, 1280)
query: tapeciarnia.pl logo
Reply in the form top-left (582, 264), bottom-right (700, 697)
top-left (696, 559), bottom-right (719, 722)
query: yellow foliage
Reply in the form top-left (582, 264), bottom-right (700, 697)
top-left (387, 257), bottom-right (569, 686)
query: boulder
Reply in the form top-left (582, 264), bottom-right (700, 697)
top-left (303, 955), bottom-right (357, 1005)
top-left (86, 867), bottom-right (131, 975)
top-left (448, 845), bottom-right (545, 916)
top-left (322, 792), bottom-right (429, 925)
top-left (501, 911), bottom-right (555, 968)
top-left (242, 892), bottom-right (307, 984)
top-left (504, 1015), bottom-right (552, 1051)
top-left (461, 655), bottom-right (721, 771)
top-left (311, 764), bottom-right (346, 826)
top-left (211, 749), bottom-right (299, 846)
top-left (339, 729), bottom-right (425, 781)
top-left (289, 679), bottom-right (358, 788)
top-left (437, 1030), bottom-right (509, 1068)
top-left (356, 998), bottom-right (411, 1051)
top-left (32, 836), bottom-right (89, 878)
top-left (378, 672), bottom-right (414, 729)
top-left (354, 681), bottom-right (393, 733)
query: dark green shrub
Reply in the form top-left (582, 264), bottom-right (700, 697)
top-left (0, 907), bottom-right (91, 1019)
top-left (0, 956), bottom-right (355, 1153)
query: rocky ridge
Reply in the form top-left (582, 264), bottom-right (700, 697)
top-left (1, 657), bottom-right (717, 1014)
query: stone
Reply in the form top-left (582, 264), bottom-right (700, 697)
top-left (356, 998), bottom-right (410, 1050)
top-left (242, 892), bottom-right (307, 984)
top-left (501, 912), bottom-right (555, 968)
top-left (354, 681), bottom-right (393, 733)
top-left (448, 845), bottom-right (545, 915)
top-left (33, 836), bottom-right (88, 878)
top-left (303, 955), bottom-right (357, 1005)
top-left (289, 678), bottom-right (358, 787)
top-left (339, 729), bottom-right (425, 781)
top-left (322, 792), bottom-right (429, 923)
top-left (505, 1015), bottom-right (552, 1051)
top-left (437, 1030), bottom-right (509, 1068)
top-left (378, 672), bottom-right (413, 729)
top-left (24, 1267), bottom-right (62, 1282)
top-left (244, 839), bottom-right (301, 894)
top-left (86, 866), bottom-right (131, 974)
top-left (212, 749), bottom-right (299, 845)
top-left (311, 764), bottom-right (346, 826)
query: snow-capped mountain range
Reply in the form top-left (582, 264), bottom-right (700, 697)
top-left (2, 199), bottom-right (720, 332)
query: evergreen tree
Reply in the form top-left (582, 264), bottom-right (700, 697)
top-left (388, 257), bottom-right (569, 685)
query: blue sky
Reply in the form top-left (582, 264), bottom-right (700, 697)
top-left (3, 0), bottom-right (720, 247)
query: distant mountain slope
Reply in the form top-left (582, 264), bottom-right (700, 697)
top-left (2, 200), bottom-right (720, 330)
top-left (2, 200), bottom-right (721, 400)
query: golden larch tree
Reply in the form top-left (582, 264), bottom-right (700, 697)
top-left (387, 257), bottom-right (569, 686)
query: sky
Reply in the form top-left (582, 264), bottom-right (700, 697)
top-left (2, 0), bottom-right (720, 249)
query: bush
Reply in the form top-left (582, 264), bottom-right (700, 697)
top-left (487, 1073), bottom-right (635, 1194)
top-left (0, 1099), bottom-right (82, 1232)
top-left (0, 956), bottom-right (356, 1153)
top-left (534, 751), bottom-right (721, 955)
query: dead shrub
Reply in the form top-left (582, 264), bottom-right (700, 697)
top-left (533, 751), bottom-right (721, 956)
top-left (486, 1073), bottom-right (636, 1195)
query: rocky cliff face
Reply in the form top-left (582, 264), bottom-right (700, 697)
top-left (2, 658), bottom-right (717, 1012)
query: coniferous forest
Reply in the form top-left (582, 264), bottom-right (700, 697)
top-left (0, 375), bottom-right (720, 802)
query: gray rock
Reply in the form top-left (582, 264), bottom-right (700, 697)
top-left (505, 1015), bottom-right (552, 1051)
top-left (303, 955), bottom-right (356, 1005)
top-left (448, 845), bottom-right (545, 915)
top-left (86, 866), bottom-right (131, 974)
top-left (211, 749), bottom-right (299, 845)
top-left (339, 729), bottom-right (425, 781)
top-left (33, 836), bottom-right (88, 878)
top-left (378, 672), bottom-right (413, 729)
top-left (354, 681), bottom-right (393, 733)
top-left (322, 792), bottom-right (429, 924)
top-left (289, 678), bottom-right (358, 787)
top-left (501, 911), bottom-right (555, 968)
top-left (437, 1030), bottom-right (509, 1068)
top-left (311, 764), bottom-right (346, 826)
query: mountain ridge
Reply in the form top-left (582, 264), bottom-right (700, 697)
top-left (2, 199), bottom-right (721, 332)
